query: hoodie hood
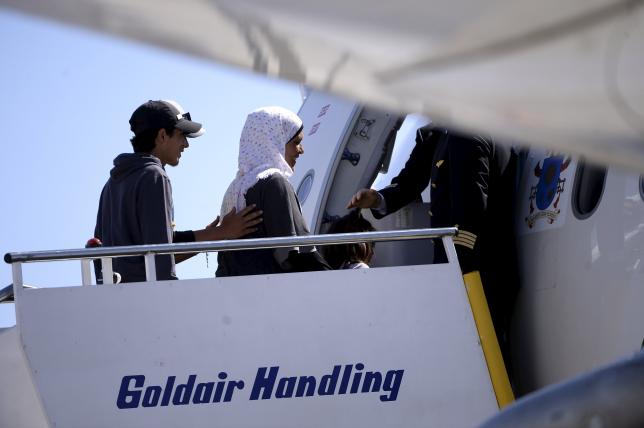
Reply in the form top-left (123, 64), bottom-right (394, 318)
top-left (110, 153), bottom-right (162, 181)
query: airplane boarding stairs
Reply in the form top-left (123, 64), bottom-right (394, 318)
top-left (1, 228), bottom-right (510, 428)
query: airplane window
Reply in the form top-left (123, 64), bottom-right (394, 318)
top-left (572, 161), bottom-right (607, 219)
top-left (296, 169), bottom-right (315, 204)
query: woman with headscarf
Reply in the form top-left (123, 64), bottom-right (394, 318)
top-left (216, 106), bottom-right (331, 277)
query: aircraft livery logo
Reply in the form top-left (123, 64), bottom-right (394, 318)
top-left (525, 154), bottom-right (571, 228)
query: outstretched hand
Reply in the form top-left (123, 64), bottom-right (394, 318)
top-left (347, 188), bottom-right (380, 209)
top-left (194, 205), bottom-right (263, 242)
top-left (217, 205), bottom-right (263, 239)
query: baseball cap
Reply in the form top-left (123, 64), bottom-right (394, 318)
top-left (129, 100), bottom-right (205, 138)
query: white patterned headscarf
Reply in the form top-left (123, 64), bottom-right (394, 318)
top-left (220, 106), bottom-right (303, 216)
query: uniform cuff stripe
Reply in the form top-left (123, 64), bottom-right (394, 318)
top-left (454, 239), bottom-right (475, 250)
top-left (454, 235), bottom-right (476, 245)
top-left (454, 235), bottom-right (476, 248)
top-left (459, 230), bottom-right (477, 240)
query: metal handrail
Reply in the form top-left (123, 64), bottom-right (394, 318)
top-left (0, 284), bottom-right (37, 303)
top-left (4, 227), bottom-right (457, 264)
top-left (0, 284), bottom-right (14, 303)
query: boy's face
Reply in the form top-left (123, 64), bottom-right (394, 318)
top-left (153, 128), bottom-right (189, 167)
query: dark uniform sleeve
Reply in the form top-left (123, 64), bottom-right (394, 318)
top-left (438, 134), bottom-right (493, 273)
top-left (436, 135), bottom-right (518, 361)
top-left (374, 125), bottom-right (441, 219)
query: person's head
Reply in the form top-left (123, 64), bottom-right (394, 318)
top-left (220, 106), bottom-right (303, 217)
top-left (238, 106), bottom-right (303, 175)
top-left (285, 129), bottom-right (304, 169)
top-left (322, 210), bottom-right (376, 269)
top-left (128, 100), bottom-right (205, 166)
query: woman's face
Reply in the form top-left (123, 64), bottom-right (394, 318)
top-left (285, 131), bottom-right (304, 169)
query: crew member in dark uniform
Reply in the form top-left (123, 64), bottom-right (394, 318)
top-left (348, 125), bottom-right (519, 363)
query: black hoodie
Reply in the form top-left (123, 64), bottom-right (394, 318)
top-left (94, 152), bottom-right (176, 283)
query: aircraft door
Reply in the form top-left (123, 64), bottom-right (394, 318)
top-left (291, 89), bottom-right (403, 233)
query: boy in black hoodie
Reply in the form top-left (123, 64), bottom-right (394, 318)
top-left (94, 100), bottom-right (261, 283)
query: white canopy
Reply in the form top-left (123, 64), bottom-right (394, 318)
top-left (3, 0), bottom-right (643, 170)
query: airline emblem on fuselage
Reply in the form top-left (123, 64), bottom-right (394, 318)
top-left (525, 155), bottom-right (571, 228)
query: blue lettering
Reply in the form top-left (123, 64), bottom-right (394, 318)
top-left (318, 365), bottom-right (341, 396)
top-left (224, 380), bottom-right (245, 402)
top-left (160, 376), bottom-right (175, 406)
top-left (213, 372), bottom-right (228, 402)
top-left (193, 382), bottom-right (214, 404)
top-left (380, 369), bottom-right (404, 402)
top-left (142, 385), bottom-right (162, 407)
top-left (250, 366), bottom-right (278, 400)
top-left (275, 377), bottom-right (296, 398)
top-left (350, 363), bottom-right (364, 394)
top-left (362, 371), bottom-right (382, 393)
top-left (338, 364), bottom-right (352, 394)
top-left (295, 376), bottom-right (316, 397)
top-left (116, 375), bottom-right (144, 409)
top-left (116, 364), bottom-right (405, 408)
top-left (173, 375), bottom-right (196, 405)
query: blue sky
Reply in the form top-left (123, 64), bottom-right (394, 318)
top-left (0, 8), bottom-right (302, 327)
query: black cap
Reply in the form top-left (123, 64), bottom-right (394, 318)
top-left (129, 100), bottom-right (204, 138)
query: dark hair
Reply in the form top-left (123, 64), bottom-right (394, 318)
top-left (322, 210), bottom-right (376, 269)
top-left (130, 126), bottom-right (176, 153)
top-left (288, 125), bottom-right (304, 142)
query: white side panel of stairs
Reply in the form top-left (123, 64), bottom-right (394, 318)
top-left (0, 326), bottom-right (48, 428)
top-left (16, 264), bottom-right (496, 428)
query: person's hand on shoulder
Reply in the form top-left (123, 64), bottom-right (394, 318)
top-left (347, 188), bottom-right (380, 209)
top-left (217, 205), bottom-right (263, 239)
top-left (195, 205), bottom-right (262, 241)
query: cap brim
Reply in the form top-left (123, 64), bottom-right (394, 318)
top-left (175, 119), bottom-right (204, 137)
top-left (186, 127), bottom-right (205, 138)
